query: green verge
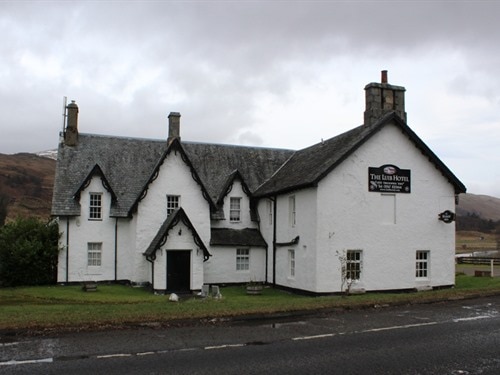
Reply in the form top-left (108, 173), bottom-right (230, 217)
top-left (1, 273), bottom-right (500, 333)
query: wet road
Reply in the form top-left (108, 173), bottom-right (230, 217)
top-left (2, 295), bottom-right (500, 374)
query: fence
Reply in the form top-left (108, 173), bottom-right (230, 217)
top-left (456, 257), bottom-right (500, 266)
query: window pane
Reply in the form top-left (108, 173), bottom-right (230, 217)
top-left (230, 198), bottom-right (241, 222)
top-left (346, 250), bottom-right (362, 280)
top-left (89, 193), bottom-right (102, 220)
top-left (167, 195), bottom-right (180, 216)
top-left (236, 248), bottom-right (249, 270)
top-left (88, 242), bottom-right (102, 266)
top-left (416, 251), bottom-right (429, 278)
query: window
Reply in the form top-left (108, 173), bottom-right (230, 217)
top-left (416, 251), bottom-right (429, 278)
top-left (230, 197), bottom-right (241, 222)
top-left (89, 193), bottom-right (102, 220)
top-left (346, 250), bottom-right (362, 280)
top-left (288, 249), bottom-right (295, 278)
top-left (236, 248), bottom-right (249, 271)
top-left (88, 242), bottom-right (102, 266)
top-left (267, 200), bottom-right (273, 226)
top-left (167, 195), bottom-right (180, 216)
top-left (289, 196), bottom-right (296, 227)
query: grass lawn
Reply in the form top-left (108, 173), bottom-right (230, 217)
top-left (2, 275), bottom-right (500, 333)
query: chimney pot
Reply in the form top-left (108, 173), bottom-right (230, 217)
top-left (381, 70), bottom-right (388, 84)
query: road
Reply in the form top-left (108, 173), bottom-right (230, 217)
top-left (2, 295), bottom-right (500, 374)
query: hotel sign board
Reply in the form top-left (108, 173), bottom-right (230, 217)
top-left (369, 164), bottom-right (411, 193)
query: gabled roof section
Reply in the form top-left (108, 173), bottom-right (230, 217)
top-left (210, 228), bottom-right (267, 247)
top-left (216, 170), bottom-right (252, 205)
top-left (254, 112), bottom-right (466, 197)
top-left (52, 133), bottom-right (166, 217)
top-left (144, 208), bottom-right (211, 261)
top-left (182, 142), bottom-right (294, 202)
top-left (131, 138), bottom-right (216, 214)
top-left (73, 164), bottom-right (117, 202)
top-left (51, 133), bottom-right (294, 218)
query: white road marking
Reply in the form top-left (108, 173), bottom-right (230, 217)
top-left (0, 358), bottom-right (53, 366)
top-left (205, 344), bottom-right (245, 350)
top-left (453, 315), bottom-right (492, 322)
top-left (97, 353), bottom-right (132, 359)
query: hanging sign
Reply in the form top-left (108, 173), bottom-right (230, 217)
top-left (438, 210), bottom-right (455, 223)
top-left (368, 164), bottom-right (411, 193)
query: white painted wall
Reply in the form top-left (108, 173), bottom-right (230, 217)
top-left (258, 187), bottom-right (318, 291)
top-left (315, 122), bottom-right (457, 293)
top-left (135, 150), bottom-right (211, 286)
top-left (57, 176), bottom-right (117, 282)
top-left (204, 246), bottom-right (266, 284)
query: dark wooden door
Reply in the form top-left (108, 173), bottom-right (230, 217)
top-left (166, 251), bottom-right (191, 292)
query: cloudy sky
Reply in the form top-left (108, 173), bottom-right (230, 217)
top-left (1, 0), bottom-right (499, 197)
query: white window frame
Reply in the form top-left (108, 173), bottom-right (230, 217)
top-left (89, 192), bottom-right (102, 220)
top-left (87, 242), bottom-right (102, 267)
top-left (267, 199), bottom-right (273, 226)
top-left (416, 251), bottom-right (430, 278)
top-left (167, 195), bottom-right (180, 216)
top-left (230, 197), bottom-right (241, 222)
top-left (236, 248), bottom-right (250, 271)
top-left (289, 195), bottom-right (296, 227)
top-left (288, 249), bottom-right (295, 278)
top-left (346, 250), bottom-right (362, 281)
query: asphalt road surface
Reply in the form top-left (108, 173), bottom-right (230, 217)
top-left (2, 295), bottom-right (500, 374)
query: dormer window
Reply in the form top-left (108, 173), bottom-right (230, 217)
top-left (230, 197), bottom-right (241, 222)
top-left (89, 193), bottom-right (102, 220)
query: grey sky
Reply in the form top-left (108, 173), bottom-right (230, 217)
top-left (1, 0), bottom-right (499, 197)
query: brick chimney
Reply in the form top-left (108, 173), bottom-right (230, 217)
top-left (64, 100), bottom-right (79, 146)
top-left (167, 112), bottom-right (181, 145)
top-left (364, 70), bottom-right (406, 126)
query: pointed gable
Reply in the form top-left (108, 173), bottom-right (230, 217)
top-left (144, 208), bottom-right (211, 261)
top-left (73, 164), bottom-right (117, 203)
top-left (131, 138), bottom-right (216, 214)
top-left (254, 112), bottom-right (466, 197)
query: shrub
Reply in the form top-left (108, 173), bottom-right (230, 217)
top-left (0, 217), bottom-right (60, 286)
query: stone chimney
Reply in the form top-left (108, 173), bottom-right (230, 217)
top-left (64, 100), bottom-right (79, 146)
top-left (364, 70), bottom-right (406, 126)
top-left (167, 112), bottom-right (181, 145)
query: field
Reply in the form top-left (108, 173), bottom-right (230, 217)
top-left (456, 231), bottom-right (499, 254)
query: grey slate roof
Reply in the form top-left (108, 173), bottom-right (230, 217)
top-left (52, 134), bottom-right (166, 217)
top-left (210, 228), bottom-right (267, 247)
top-left (182, 142), bottom-right (294, 203)
top-left (254, 112), bottom-right (467, 197)
top-left (52, 112), bottom-right (465, 220)
top-left (52, 133), bottom-right (294, 217)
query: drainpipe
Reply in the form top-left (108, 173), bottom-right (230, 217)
top-left (146, 255), bottom-right (155, 290)
top-left (114, 218), bottom-right (118, 282)
top-left (272, 195), bottom-right (277, 286)
top-left (65, 218), bottom-right (70, 283)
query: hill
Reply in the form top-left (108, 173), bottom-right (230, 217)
top-left (0, 153), bottom-right (56, 221)
top-left (457, 193), bottom-right (500, 221)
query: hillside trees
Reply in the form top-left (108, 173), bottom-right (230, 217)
top-left (0, 217), bottom-right (60, 286)
top-left (0, 191), bottom-right (8, 226)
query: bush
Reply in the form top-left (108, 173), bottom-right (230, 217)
top-left (0, 217), bottom-right (60, 286)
